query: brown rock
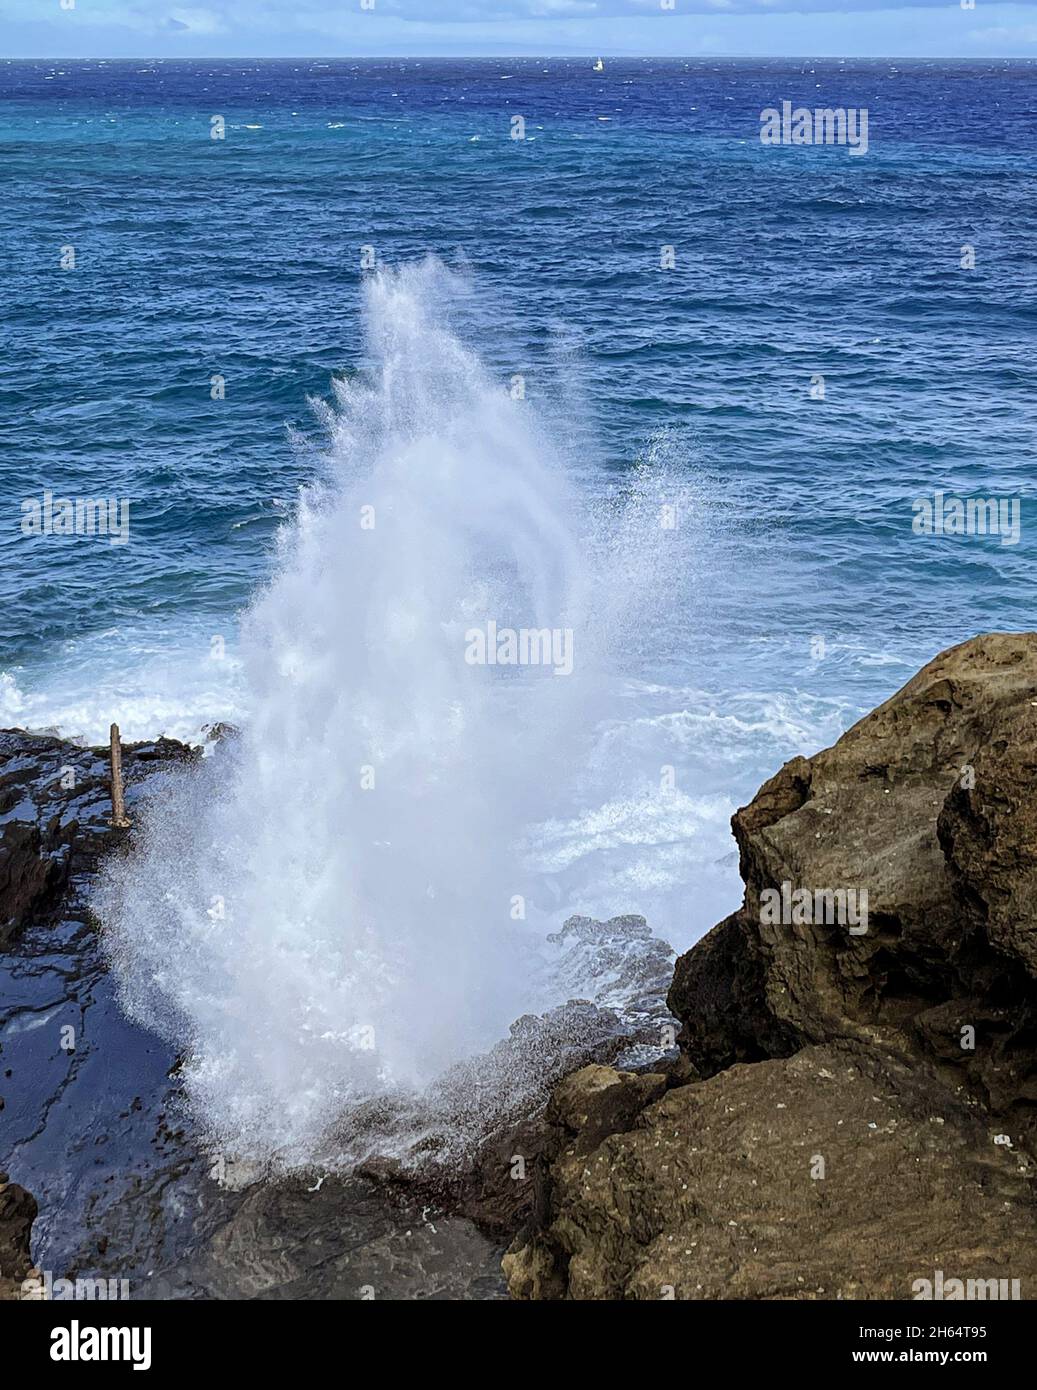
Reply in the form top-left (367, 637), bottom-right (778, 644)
top-left (670, 632), bottom-right (1037, 1139)
top-left (508, 1041), bottom-right (1036, 1300)
top-left (0, 1179), bottom-right (37, 1300)
top-left (548, 1064), bottom-right (667, 1152)
top-left (0, 815), bottom-right (69, 949)
top-left (507, 634), bottom-right (1037, 1299)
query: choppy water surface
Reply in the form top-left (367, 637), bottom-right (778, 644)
top-left (2, 58), bottom-right (1035, 1295)
top-left (3, 59), bottom-right (1035, 952)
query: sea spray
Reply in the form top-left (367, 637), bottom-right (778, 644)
top-left (96, 260), bottom-right (606, 1163)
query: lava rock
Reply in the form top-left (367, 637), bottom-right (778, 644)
top-left (0, 1177), bottom-right (37, 1300)
top-left (0, 728), bottom-right (199, 947)
top-left (505, 1041), bottom-right (1036, 1300)
top-left (505, 634), bottom-right (1037, 1299)
top-left (670, 632), bottom-right (1037, 1139)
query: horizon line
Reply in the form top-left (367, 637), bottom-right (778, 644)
top-left (3, 52), bottom-right (1032, 63)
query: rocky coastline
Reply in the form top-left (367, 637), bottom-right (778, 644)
top-left (503, 633), bottom-right (1037, 1298)
top-left (2, 633), bottom-right (1035, 1299)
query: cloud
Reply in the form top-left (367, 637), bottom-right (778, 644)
top-left (165, 8), bottom-right (228, 35)
top-left (526, 0), bottom-right (601, 13)
top-left (5, 0), bottom-right (1037, 57)
top-left (85, 0), bottom-right (1037, 21)
top-left (973, 22), bottom-right (1037, 41)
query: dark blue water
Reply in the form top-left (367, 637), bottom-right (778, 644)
top-left (2, 57), bottom-right (1036, 944)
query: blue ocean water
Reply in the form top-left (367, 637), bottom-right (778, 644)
top-left (2, 57), bottom-right (1036, 947)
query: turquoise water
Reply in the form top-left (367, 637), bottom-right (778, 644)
top-left (2, 57), bottom-right (1036, 947)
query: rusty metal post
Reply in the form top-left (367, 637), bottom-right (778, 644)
top-left (109, 722), bottom-right (131, 829)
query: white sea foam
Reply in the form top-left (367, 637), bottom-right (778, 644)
top-left (96, 260), bottom-right (606, 1161)
top-left (91, 259), bottom-right (852, 1164)
top-left (0, 622), bottom-right (245, 746)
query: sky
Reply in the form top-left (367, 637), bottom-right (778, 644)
top-left (2, 0), bottom-right (1037, 59)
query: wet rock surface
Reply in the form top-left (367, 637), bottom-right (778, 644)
top-left (0, 730), bottom-right (203, 1290)
top-left (0, 728), bottom-right (198, 948)
top-left (11, 634), bottom-right (1035, 1302)
top-left (0, 726), bottom-right (671, 1299)
top-left (506, 635), bottom-right (1037, 1299)
top-left (0, 727), bottom-right (513, 1299)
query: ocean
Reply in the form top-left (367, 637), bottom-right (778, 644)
top-left (2, 55), bottom-right (1036, 959)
